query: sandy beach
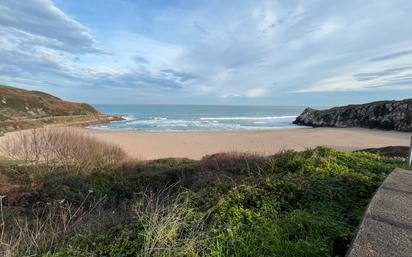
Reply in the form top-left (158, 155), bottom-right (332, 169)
top-left (83, 128), bottom-right (411, 160)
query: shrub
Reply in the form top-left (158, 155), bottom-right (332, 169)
top-left (49, 189), bottom-right (209, 257)
top-left (0, 146), bottom-right (405, 257)
top-left (200, 152), bottom-right (265, 175)
top-left (0, 128), bottom-right (126, 174)
top-left (0, 193), bottom-right (121, 257)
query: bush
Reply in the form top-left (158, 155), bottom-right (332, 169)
top-left (0, 193), bottom-right (121, 257)
top-left (49, 190), bottom-right (208, 257)
top-left (0, 128), bottom-right (126, 174)
top-left (0, 146), bottom-right (405, 257)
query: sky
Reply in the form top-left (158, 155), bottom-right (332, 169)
top-left (0, 0), bottom-right (411, 106)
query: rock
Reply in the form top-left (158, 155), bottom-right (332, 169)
top-left (294, 99), bottom-right (412, 132)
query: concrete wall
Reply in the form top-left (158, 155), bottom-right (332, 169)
top-left (346, 168), bottom-right (412, 257)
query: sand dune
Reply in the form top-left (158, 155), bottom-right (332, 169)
top-left (84, 128), bottom-right (411, 160)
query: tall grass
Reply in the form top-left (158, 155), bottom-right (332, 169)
top-left (0, 128), bottom-right (128, 256)
top-left (131, 188), bottom-right (209, 257)
top-left (0, 193), bottom-right (116, 257)
top-left (0, 189), bottom-right (208, 257)
top-left (0, 130), bottom-right (405, 257)
top-left (0, 128), bottom-right (126, 173)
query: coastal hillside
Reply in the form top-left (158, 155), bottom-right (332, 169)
top-left (0, 85), bottom-right (98, 120)
top-left (294, 99), bottom-right (412, 131)
top-left (0, 85), bottom-right (121, 134)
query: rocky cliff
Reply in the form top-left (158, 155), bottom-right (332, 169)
top-left (293, 99), bottom-right (412, 131)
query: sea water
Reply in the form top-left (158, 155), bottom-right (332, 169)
top-left (89, 104), bottom-right (308, 132)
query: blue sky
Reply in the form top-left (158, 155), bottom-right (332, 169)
top-left (0, 0), bottom-right (411, 106)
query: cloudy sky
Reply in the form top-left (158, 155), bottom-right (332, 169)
top-left (0, 0), bottom-right (411, 105)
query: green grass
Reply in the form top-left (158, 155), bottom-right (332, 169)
top-left (0, 147), bottom-right (405, 257)
top-left (0, 114), bottom-right (117, 135)
top-left (0, 114), bottom-right (9, 121)
top-left (0, 84), bottom-right (99, 121)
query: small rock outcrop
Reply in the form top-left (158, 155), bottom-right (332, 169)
top-left (294, 99), bottom-right (412, 132)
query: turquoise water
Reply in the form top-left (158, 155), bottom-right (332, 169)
top-left (89, 104), bottom-right (308, 131)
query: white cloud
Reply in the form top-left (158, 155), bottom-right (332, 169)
top-left (220, 88), bottom-right (269, 98)
top-left (0, 0), bottom-right (411, 103)
top-left (170, 0), bottom-right (412, 99)
top-left (245, 88), bottom-right (269, 97)
top-left (0, 0), bottom-right (196, 96)
top-left (295, 44), bottom-right (412, 93)
top-left (0, 0), bottom-right (103, 54)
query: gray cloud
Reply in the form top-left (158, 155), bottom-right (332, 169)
top-left (160, 69), bottom-right (198, 82)
top-left (0, 0), bottom-right (102, 54)
top-left (133, 55), bottom-right (149, 64)
top-left (193, 21), bottom-right (209, 35)
top-left (369, 49), bottom-right (412, 62)
top-left (365, 77), bottom-right (412, 88)
top-left (0, 34), bottom-right (188, 94)
top-left (1, 0), bottom-right (412, 104)
top-left (98, 72), bottom-right (185, 91)
top-left (0, 48), bottom-right (187, 92)
top-left (259, 20), bottom-right (283, 34)
top-left (0, 0), bottom-right (190, 94)
top-left (353, 67), bottom-right (412, 81)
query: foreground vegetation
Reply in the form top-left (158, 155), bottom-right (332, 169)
top-left (0, 129), bottom-right (406, 256)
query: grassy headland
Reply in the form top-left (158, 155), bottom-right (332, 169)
top-left (0, 85), bottom-right (122, 135)
top-left (0, 128), bottom-right (406, 257)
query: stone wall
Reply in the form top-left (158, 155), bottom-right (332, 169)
top-left (346, 168), bottom-right (412, 257)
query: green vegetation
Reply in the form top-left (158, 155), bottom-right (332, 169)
top-left (294, 98), bottom-right (412, 131)
top-left (0, 113), bottom-right (9, 121)
top-left (0, 84), bottom-right (99, 119)
top-left (0, 131), bottom-right (405, 256)
top-left (0, 85), bottom-right (122, 135)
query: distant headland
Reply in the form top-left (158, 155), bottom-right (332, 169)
top-left (294, 99), bottom-right (412, 132)
top-left (0, 85), bottom-right (122, 135)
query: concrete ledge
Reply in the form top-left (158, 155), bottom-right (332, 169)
top-left (346, 168), bottom-right (412, 257)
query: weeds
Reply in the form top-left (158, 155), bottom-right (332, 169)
top-left (0, 192), bottom-right (115, 257)
top-left (133, 189), bottom-right (209, 256)
top-left (0, 137), bottom-right (405, 256)
top-left (0, 128), bottom-right (126, 174)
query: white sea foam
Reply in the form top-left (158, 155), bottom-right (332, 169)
top-left (89, 105), bottom-right (305, 131)
top-left (91, 116), bottom-right (302, 131)
top-left (122, 115), bottom-right (134, 121)
top-left (199, 116), bottom-right (296, 120)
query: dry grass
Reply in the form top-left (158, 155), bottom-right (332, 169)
top-left (0, 127), bottom-right (126, 173)
top-left (132, 188), bottom-right (209, 257)
top-left (0, 187), bottom-right (208, 257)
top-left (0, 193), bottom-right (123, 257)
top-left (200, 151), bottom-right (266, 174)
top-left (0, 128), bottom-right (130, 256)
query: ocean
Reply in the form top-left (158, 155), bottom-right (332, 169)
top-left (89, 104), bottom-right (308, 132)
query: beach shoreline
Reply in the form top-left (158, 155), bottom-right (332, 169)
top-left (82, 127), bottom-right (411, 160)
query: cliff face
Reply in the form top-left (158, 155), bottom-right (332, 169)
top-left (293, 99), bottom-right (412, 132)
